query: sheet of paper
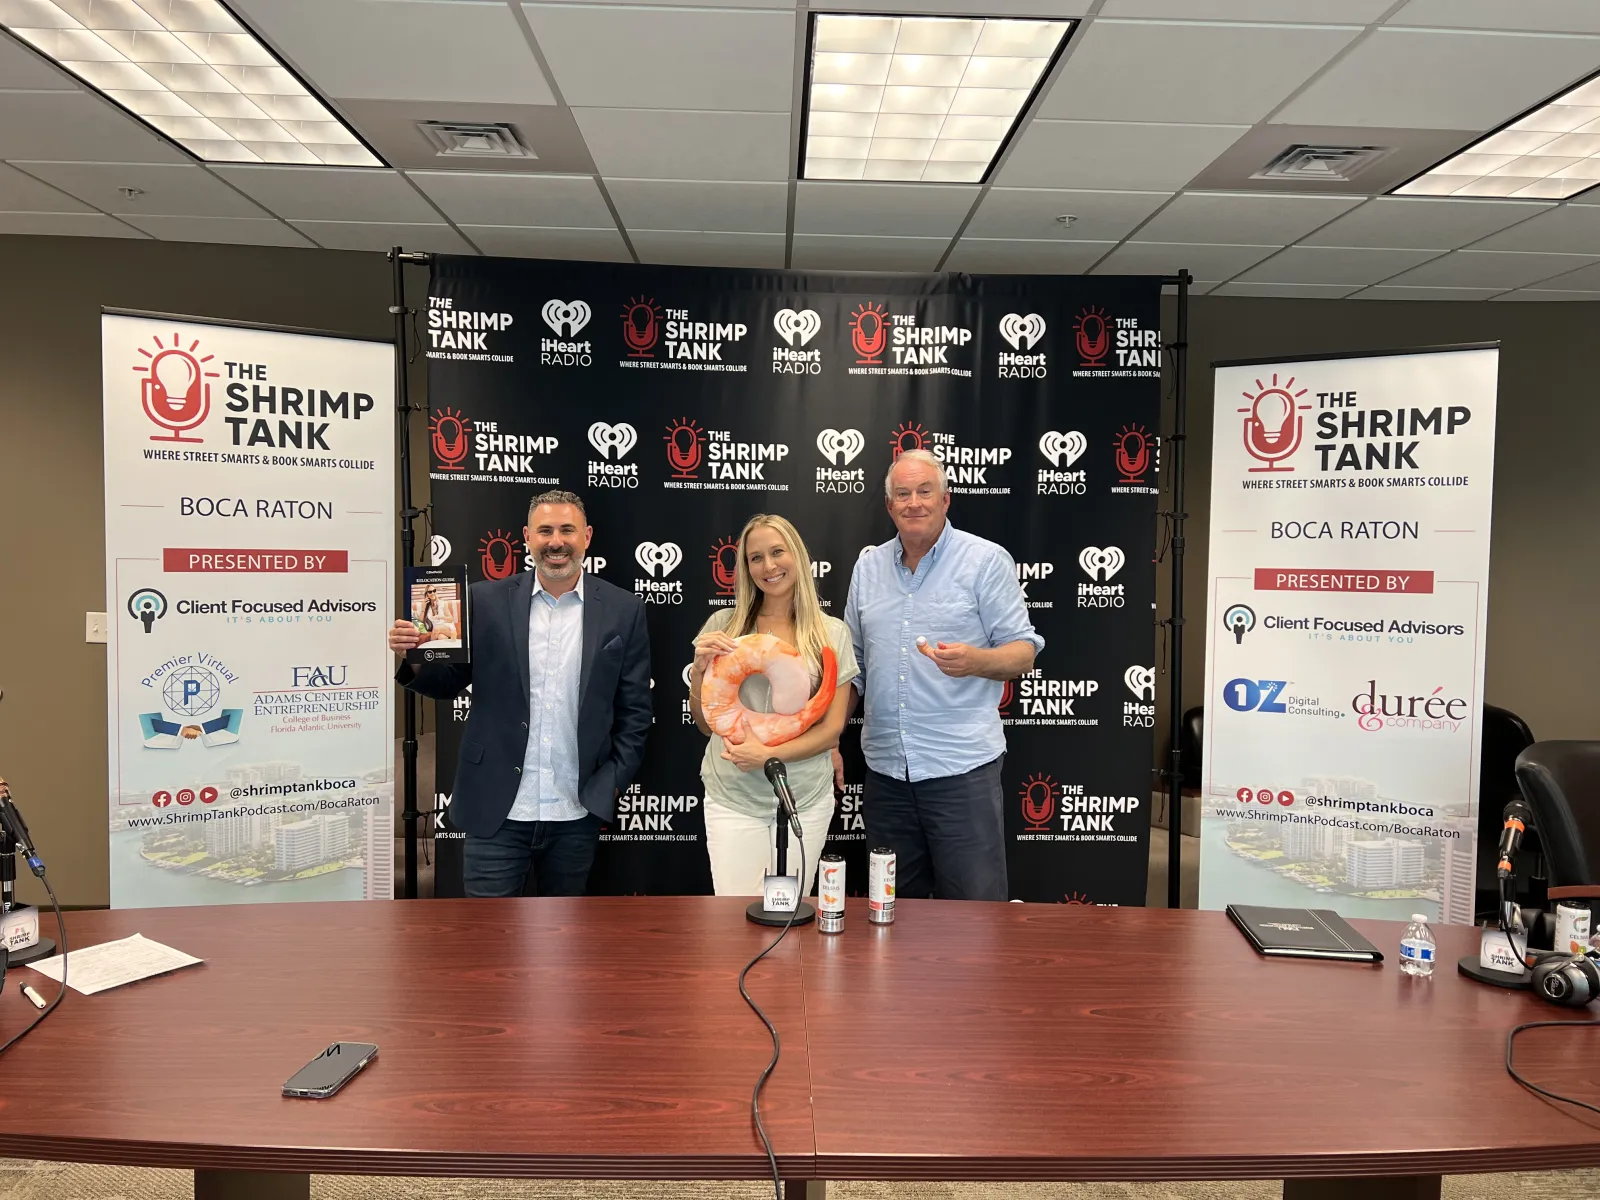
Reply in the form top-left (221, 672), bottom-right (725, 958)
top-left (26, 933), bottom-right (203, 995)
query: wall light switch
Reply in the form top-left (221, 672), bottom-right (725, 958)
top-left (86, 612), bottom-right (108, 644)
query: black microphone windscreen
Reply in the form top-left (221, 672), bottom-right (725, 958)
top-left (764, 758), bottom-right (787, 784)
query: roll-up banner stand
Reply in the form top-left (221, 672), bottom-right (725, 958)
top-left (1200, 345), bottom-right (1499, 923)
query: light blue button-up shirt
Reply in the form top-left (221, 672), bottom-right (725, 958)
top-left (845, 521), bottom-right (1043, 783)
top-left (509, 575), bottom-right (586, 822)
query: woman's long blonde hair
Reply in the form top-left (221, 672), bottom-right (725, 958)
top-left (728, 513), bottom-right (828, 676)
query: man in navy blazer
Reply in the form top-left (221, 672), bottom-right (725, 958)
top-left (390, 490), bottom-right (652, 897)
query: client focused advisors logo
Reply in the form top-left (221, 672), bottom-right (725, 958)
top-left (1037, 429), bottom-right (1087, 496)
top-left (478, 529), bottom-right (521, 581)
top-left (997, 313), bottom-right (1047, 379)
top-left (1016, 770), bottom-right (1142, 842)
top-left (773, 308), bottom-right (823, 375)
top-left (1239, 373), bottom-right (1311, 473)
top-left (621, 296), bottom-right (662, 358)
top-left (634, 541), bottom-right (684, 605)
top-left (128, 587), bottom-right (168, 633)
top-left (1079, 546), bottom-right (1126, 609)
top-left (540, 299), bottom-right (592, 367)
top-left (850, 302), bottom-right (888, 364)
top-left (587, 420), bottom-right (639, 490)
top-left (138, 651), bottom-right (242, 750)
top-left (429, 407), bottom-right (472, 471)
top-left (1124, 665), bottom-right (1156, 727)
top-left (135, 331), bottom-right (217, 443)
top-left (1072, 306), bottom-right (1160, 378)
top-left (816, 428), bottom-right (866, 494)
top-left (1223, 603), bottom-right (1257, 644)
top-left (1020, 772), bottom-right (1058, 832)
top-left (1112, 424), bottom-right (1156, 494)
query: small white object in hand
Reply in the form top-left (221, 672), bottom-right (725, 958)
top-left (916, 636), bottom-right (928, 648)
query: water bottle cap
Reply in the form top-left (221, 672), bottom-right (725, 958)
top-left (1411, 913), bottom-right (1428, 923)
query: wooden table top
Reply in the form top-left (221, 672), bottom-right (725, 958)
top-left (2, 898), bottom-right (1599, 1182)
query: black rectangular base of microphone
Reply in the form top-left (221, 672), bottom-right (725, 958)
top-left (747, 900), bottom-right (815, 927)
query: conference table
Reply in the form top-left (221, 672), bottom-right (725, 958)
top-left (2, 899), bottom-right (1599, 1200)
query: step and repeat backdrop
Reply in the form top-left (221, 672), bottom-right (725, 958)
top-left (425, 256), bottom-right (1164, 903)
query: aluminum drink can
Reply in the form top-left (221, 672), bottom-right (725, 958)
top-left (1556, 902), bottom-right (1592, 955)
top-left (818, 854), bottom-right (845, 933)
top-left (868, 847), bottom-right (896, 925)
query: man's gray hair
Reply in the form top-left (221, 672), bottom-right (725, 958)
top-left (884, 448), bottom-right (948, 499)
top-left (528, 489), bottom-right (587, 521)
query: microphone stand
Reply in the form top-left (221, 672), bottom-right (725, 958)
top-left (746, 800), bottom-right (816, 928)
top-left (0, 822), bottom-right (55, 966)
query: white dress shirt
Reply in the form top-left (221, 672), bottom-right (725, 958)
top-left (508, 574), bottom-right (586, 822)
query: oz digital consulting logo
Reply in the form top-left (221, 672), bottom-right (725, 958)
top-left (1222, 677), bottom-right (1288, 713)
top-left (1222, 603), bottom-right (1256, 644)
top-left (134, 330), bottom-right (218, 443)
top-left (128, 587), bottom-right (167, 634)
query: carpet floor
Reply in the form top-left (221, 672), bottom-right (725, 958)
top-left (3, 1162), bottom-right (1599, 1200)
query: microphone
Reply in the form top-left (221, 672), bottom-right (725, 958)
top-left (764, 758), bottom-right (803, 840)
top-left (1497, 798), bottom-right (1533, 878)
top-left (0, 793), bottom-right (43, 878)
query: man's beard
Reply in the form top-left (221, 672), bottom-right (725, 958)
top-left (539, 548), bottom-right (579, 578)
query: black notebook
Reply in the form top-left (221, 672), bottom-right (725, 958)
top-left (1226, 905), bottom-right (1384, 963)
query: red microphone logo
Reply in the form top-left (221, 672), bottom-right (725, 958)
top-left (622, 296), bottom-right (662, 358)
top-left (1019, 772), bottom-right (1058, 832)
top-left (1114, 424), bottom-right (1151, 484)
top-left (430, 406), bottom-right (472, 470)
top-left (850, 302), bottom-right (887, 364)
top-left (889, 421), bottom-right (927, 459)
top-left (135, 333), bottom-right (216, 443)
top-left (478, 529), bottom-right (521, 580)
top-left (998, 679), bottom-right (1015, 716)
top-left (1239, 373), bottom-right (1310, 473)
top-left (1064, 891), bottom-right (1094, 905)
top-left (710, 536), bottom-right (739, 596)
top-left (1073, 306), bottom-right (1110, 367)
top-left (664, 418), bottom-right (705, 479)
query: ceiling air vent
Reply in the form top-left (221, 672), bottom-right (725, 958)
top-left (1252, 144), bottom-right (1390, 183)
top-left (416, 121), bottom-right (536, 159)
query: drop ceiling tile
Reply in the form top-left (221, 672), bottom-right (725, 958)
top-left (1162, 280), bottom-right (1220, 294)
top-left (1493, 288), bottom-right (1600, 300)
top-left (794, 182), bottom-right (977, 238)
top-left (118, 215), bottom-right (314, 247)
top-left (0, 92), bottom-right (185, 163)
top-left (944, 238), bottom-right (1116, 273)
top-left (1104, 0), bottom-right (1391, 17)
top-left (843, 0), bottom-right (1088, 11)
top-left (292, 221), bottom-right (475, 255)
top-left (211, 167), bottom-right (438, 222)
top-left (407, 172), bottom-right (612, 228)
top-left (574, 109), bottom-right (792, 182)
top-left (1038, 20), bottom-right (1359, 125)
top-left (0, 30), bottom-right (81, 89)
top-left (1382, 250), bottom-right (1600, 288)
top-left (630, 230), bottom-right (785, 267)
top-left (1389, 0), bottom-right (1600, 34)
top-left (521, 5), bottom-right (794, 111)
top-left (1299, 197), bottom-right (1552, 250)
top-left (1090, 241), bottom-right (1277, 278)
top-left (459, 224), bottom-right (632, 261)
top-left (0, 163), bottom-right (90, 212)
top-left (230, 0), bottom-right (554, 104)
top-left (1237, 246), bottom-right (1443, 285)
top-left (1352, 286), bottom-right (1502, 300)
top-left (1469, 205), bottom-right (1600, 253)
top-left (790, 234), bottom-right (948, 271)
top-left (1136, 192), bottom-right (1361, 245)
top-left (605, 180), bottom-right (786, 234)
top-left (0, 212), bottom-right (147, 237)
top-left (1209, 281), bottom-right (1365, 298)
top-left (998, 121), bottom-right (1249, 190)
top-left (12, 162), bottom-right (265, 218)
top-left (1274, 28), bottom-right (1600, 129)
top-left (1520, 258), bottom-right (1600, 289)
top-left (965, 189), bottom-right (1169, 241)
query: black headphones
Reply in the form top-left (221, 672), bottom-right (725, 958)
top-left (1530, 952), bottom-right (1600, 1007)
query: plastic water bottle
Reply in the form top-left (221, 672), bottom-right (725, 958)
top-left (1400, 914), bottom-right (1436, 977)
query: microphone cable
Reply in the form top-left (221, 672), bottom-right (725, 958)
top-left (738, 829), bottom-right (806, 1200)
top-left (0, 868), bottom-right (66, 1058)
top-left (1506, 1019), bottom-right (1600, 1115)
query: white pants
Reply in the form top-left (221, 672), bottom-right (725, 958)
top-left (703, 797), bottom-right (835, 898)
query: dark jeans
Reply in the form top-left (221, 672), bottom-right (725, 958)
top-left (463, 813), bottom-right (601, 898)
top-left (863, 757), bottom-right (1007, 901)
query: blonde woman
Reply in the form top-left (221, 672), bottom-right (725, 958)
top-left (690, 514), bottom-right (858, 897)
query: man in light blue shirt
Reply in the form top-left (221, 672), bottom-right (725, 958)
top-left (844, 449), bottom-right (1043, 901)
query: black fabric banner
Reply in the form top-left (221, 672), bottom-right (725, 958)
top-left (423, 255), bottom-right (1162, 904)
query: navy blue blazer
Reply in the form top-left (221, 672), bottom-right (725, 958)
top-left (396, 571), bottom-right (653, 835)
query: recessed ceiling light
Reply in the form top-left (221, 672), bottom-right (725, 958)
top-left (801, 14), bottom-right (1073, 184)
top-left (1395, 70), bottom-right (1600, 200)
top-left (0, 0), bottom-right (380, 167)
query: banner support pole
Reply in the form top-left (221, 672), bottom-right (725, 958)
top-left (1163, 269), bottom-right (1191, 910)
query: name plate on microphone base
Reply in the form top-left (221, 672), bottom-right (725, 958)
top-left (1457, 926), bottom-right (1531, 991)
top-left (746, 874), bottom-right (816, 927)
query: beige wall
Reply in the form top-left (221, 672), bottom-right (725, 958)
top-left (0, 236), bottom-right (1594, 904)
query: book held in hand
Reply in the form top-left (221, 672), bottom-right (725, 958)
top-left (405, 566), bottom-right (469, 666)
top-left (1227, 904), bottom-right (1384, 963)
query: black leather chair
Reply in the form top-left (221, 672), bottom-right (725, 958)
top-left (1178, 706), bottom-right (1203, 790)
top-left (1515, 741), bottom-right (1600, 889)
top-left (1475, 706), bottom-right (1538, 917)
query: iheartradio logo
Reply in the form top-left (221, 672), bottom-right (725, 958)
top-left (587, 420), bottom-right (637, 460)
top-left (429, 535), bottom-right (452, 567)
top-left (1078, 546), bottom-right (1125, 581)
top-left (1038, 430), bottom-right (1086, 468)
top-left (998, 312), bottom-right (1046, 351)
top-left (774, 308), bottom-right (821, 347)
top-left (634, 541), bottom-right (683, 578)
top-left (816, 428), bottom-right (865, 466)
top-left (542, 299), bottom-right (591, 338)
top-left (1124, 665), bottom-right (1156, 701)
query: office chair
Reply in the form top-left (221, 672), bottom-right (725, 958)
top-left (1476, 706), bottom-right (1538, 917)
top-left (1515, 741), bottom-right (1600, 892)
top-left (1179, 706), bottom-right (1203, 790)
